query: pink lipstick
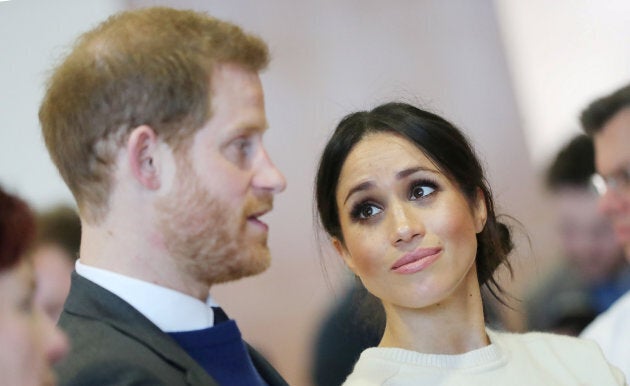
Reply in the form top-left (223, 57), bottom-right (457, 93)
top-left (391, 247), bottom-right (442, 274)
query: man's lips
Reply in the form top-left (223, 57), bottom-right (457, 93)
top-left (247, 207), bottom-right (273, 229)
top-left (391, 247), bottom-right (442, 274)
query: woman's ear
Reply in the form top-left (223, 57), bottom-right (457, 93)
top-left (473, 188), bottom-right (487, 234)
top-left (332, 237), bottom-right (357, 274)
top-left (127, 125), bottom-right (161, 190)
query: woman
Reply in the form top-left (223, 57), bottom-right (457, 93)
top-left (315, 102), bottom-right (625, 385)
top-left (0, 186), bottom-right (69, 385)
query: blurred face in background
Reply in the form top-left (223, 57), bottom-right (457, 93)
top-left (0, 258), bottom-right (68, 386)
top-left (593, 107), bottom-right (630, 258)
top-left (32, 244), bottom-right (74, 321)
top-left (553, 187), bottom-right (624, 284)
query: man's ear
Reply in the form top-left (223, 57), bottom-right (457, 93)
top-left (127, 125), bottom-right (161, 190)
top-left (332, 237), bottom-right (357, 274)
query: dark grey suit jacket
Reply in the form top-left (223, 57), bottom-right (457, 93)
top-left (56, 272), bottom-right (288, 386)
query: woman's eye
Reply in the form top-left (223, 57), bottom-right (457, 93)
top-left (352, 203), bottom-right (383, 220)
top-left (409, 184), bottom-right (435, 200)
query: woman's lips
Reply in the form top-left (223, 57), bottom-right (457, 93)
top-left (391, 247), bottom-right (442, 274)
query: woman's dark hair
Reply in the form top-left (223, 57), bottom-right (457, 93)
top-left (315, 102), bottom-right (513, 299)
top-left (0, 185), bottom-right (36, 270)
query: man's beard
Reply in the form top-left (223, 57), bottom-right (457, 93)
top-left (155, 163), bottom-right (271, 287)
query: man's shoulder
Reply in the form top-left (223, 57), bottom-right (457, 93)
top-left (57, 275), bottom-right (219, 386)
top-left (56, 309), bottom-right (196, 386)
top-left (58, 308), bottom-right (159, 354)
top-left (581, 290), bottom-right (630, 341)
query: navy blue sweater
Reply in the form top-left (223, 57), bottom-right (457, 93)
top-left (168, 320), bottom-right (266, 385)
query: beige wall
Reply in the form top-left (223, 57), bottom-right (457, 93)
top-left (3, 1), bottom-right (628, 385)
top-left (494, 0), bottom-right (630, 165)
top-left (0, 0), bottom-right (125, 208)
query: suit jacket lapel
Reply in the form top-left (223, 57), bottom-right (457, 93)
top-left (64, 272), bottom-right (217, 385)
top-left (247, 344), bottom-right (290, 386)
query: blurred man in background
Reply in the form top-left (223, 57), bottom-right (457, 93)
top-left (525, 134), bottom-right (630, 335)
top-left (580, 83), bottom-right (630, 381)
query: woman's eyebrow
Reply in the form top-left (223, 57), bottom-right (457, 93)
top-left (343, 166), bottom-right (439, 204)
top-left (344, 181), bottom-right (374, 205)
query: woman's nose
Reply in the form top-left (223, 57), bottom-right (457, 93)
top-left (390, 201), bottom-right (424, 245)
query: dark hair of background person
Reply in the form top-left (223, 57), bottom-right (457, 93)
top-left (545, 134), bottom-right (595, 191)
top-left (581, 83), bottom-right (630, 135)
top-left (39, 7), bottom-right (270, 224)
top-left (35, 205), bottom-right (81, 261)
top-left (311, 281), bottom-right (383, 386)
top-left (315, 102), bottom-right (515, 301)
top-left (0, 185), bottom-right (36, 270)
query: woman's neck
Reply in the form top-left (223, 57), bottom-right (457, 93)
top-left (378, 282), bottom-right (489, 354)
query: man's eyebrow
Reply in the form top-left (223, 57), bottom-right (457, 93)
top-left (234, 124), bottom-right (268, 136)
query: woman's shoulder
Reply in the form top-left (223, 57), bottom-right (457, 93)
top-left (341, 348), bottom-right (401, 386)
top-left (488, 329), bottom-right (625, 384)
top-left (489, 328), bottom-right (602, 352)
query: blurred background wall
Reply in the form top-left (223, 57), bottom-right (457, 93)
top-left (1, 1), bottom-right (629, 385)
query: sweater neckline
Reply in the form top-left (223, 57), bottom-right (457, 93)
top-left (361, 329), bottom-right (505, 369)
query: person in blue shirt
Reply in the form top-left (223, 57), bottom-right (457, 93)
top-left (524, 134), bottom-right (630, 335)
top-left (579, 83), bottom-right (630, 382)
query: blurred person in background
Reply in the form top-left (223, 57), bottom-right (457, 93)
top-left (311, 280), bottom-right (383, 386)
top-left (0, 185), bottom-right (69, 385)
top-left (524, 134), bottom-right (630, 335)
top-left (580, 83), bottom-right (630, 381)
top-left (30, 205), bottom-right (81, 321)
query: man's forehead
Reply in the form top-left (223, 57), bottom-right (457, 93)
top-left (595, 108), bottom-right (630, 174)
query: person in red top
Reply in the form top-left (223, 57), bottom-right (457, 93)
top-left (0, 185), bottom-right (68, 385)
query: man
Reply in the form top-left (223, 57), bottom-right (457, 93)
top-left (39, 7), bottom-right (287, 385)
top-left (580, 83), bottom-right (630, 381)
top-left (525, 135), bottom-right (630, 335)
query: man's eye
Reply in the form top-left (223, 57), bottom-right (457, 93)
top-left (226, 137), bottom-right (256, 166)
top-left (619, 168), bottom-right (630, 186)
top-left (234, 138), bottom-right (253, 153)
